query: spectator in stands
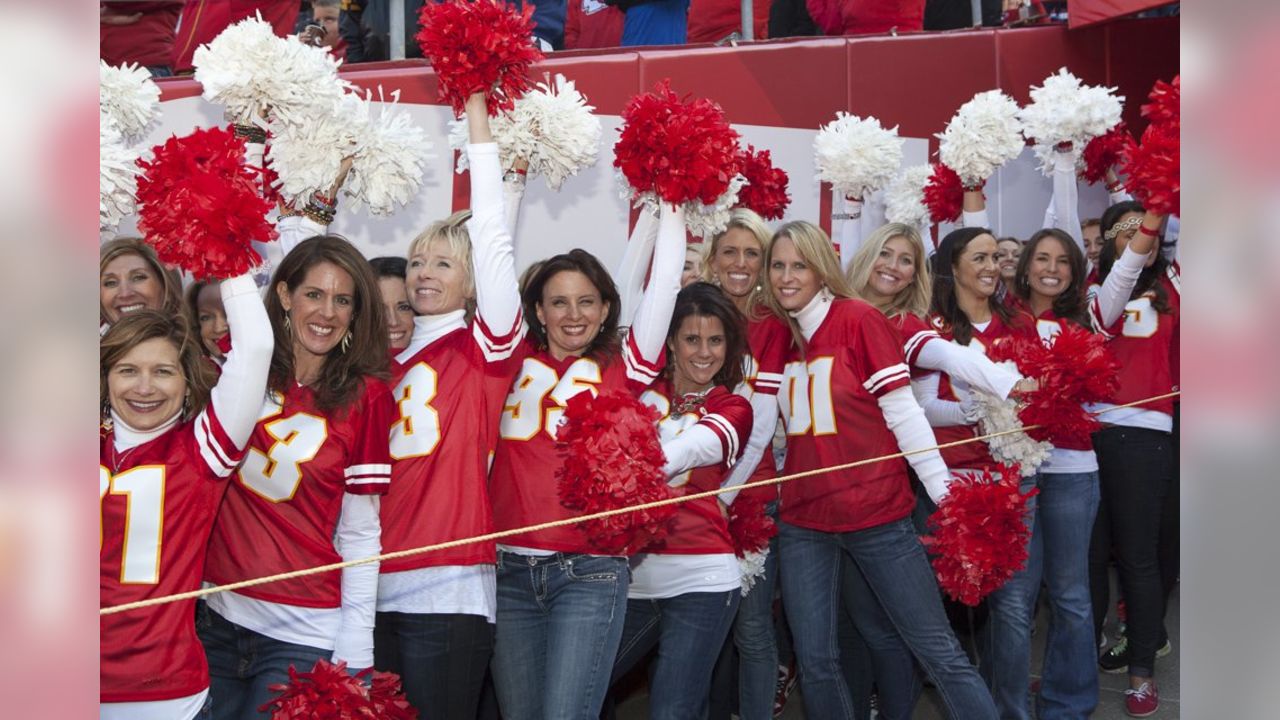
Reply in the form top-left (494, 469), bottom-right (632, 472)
top-left (924, 0), bottom-right (1005, 30)
top-left (608, 0), bottom-right (690, 46)
top-left (688, 0), bottom-right (771, 43)
top-left (565, 0), bottom-right (625, 49)
top-left (342, 0), bottom-right (425, 62)
top-left (768, 0), bottom-right (819, 38)
top-left (806, 0), bottom-right (925, 35)
top-left (171, 0), bottom-right (297, 74)
top-left (297, 0), bottom-right (349, 62)
top-left (100, 1), bottom-right (183, 77)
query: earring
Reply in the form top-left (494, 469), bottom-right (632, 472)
top-left (283, 314), bottom-right (293, 335)
top-left (182, 394), bottom-right (192, 416)
top-left (341, 332), bottom-right (351, 353)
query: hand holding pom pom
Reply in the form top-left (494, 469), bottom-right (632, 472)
top-left (136, 126), bottom-right (277, 280)
top-left (1082, 124), bottom-right (1135, 185)
top-left (1122, 76), bottom-right (1180, 216)
top-left (923, 163), bottom-right (963, 224)
top-left (813, 113), bottom-right (904, 200)
top-left (556, 389), bottom-right (678, 555)
top-left (736, 146), bottom-right (791, 220)
top-left (923, 466), bottom-right (1038, 606)
top-left (937, 90), bottom-right (1025, 187)
top-left (416, 0), bottom-right (544, 117)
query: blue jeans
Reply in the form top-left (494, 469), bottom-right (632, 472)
top-left (778, 518), bottom-right (997, 720)
top-left (373, 612), bottom-right (494, 720)
top-left (980, 471), bottom-right (1100, 719)
top-left (197, 603), bottom-right (329, 720)
top-left (734, 538), bottom-right (779, 720)
top-left (613, 590), bottom-right (741, 719)
top-left (491, 552), bottom-right (629, 720)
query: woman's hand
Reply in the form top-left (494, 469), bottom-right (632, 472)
top-left (1010, 377), bottom-right (1039, 398)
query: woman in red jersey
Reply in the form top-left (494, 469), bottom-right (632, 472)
top-left (700, 208), bottom-right (790, 720)
top-left (199, 236), bottom-right (395, 720)
top-left (100, 237), bottom-right (182, 334)
top-left (101, 270), bottom-right (273, 720)
top-left (766, 221), bottom-right (996, 720)
top-left (1086, 203), bottom-right (1176, 716)
top-left (373, 92), bottom-right (524, 719)
top-left (610, 281), bottom-right (754, 717)
top-left (487, 200), bottom-right (686, 720)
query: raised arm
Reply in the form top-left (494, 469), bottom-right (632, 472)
top-left (203, 273), bottom-right (273, 464)
top-left (1048, 143), bottom-right (1084, 250)
top-left (463, 93), bottom-right (523, 355)
top-left (962, 185), bottom-right (990, 229)
top-left (626, 203), bottom-right (685, 362)
top-left (615, 209), bottom-right (660, 329)
top-left (1091, 210), bottom-right (1165, 330)
top-left (836, 194), bottom-right (864, 273)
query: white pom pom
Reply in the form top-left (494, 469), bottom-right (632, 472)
top-left (345, 89), bottom-right (434, 216)
top-left (99, 61), bottom-right (161, 146)
top-left (813, 113), bottom-right (905, 199)
top-left (1019, 68), bottom-right (1124, 149)
top-left (685, 174), bottom-right (747, 239)
top-left (739, 548), bottom-right (769, 595)
top-left (267, 93), bottom-right (362, 206)
top-left (100, 114), bottom-right (139, 234)
top-left (449, 111), bottom-right (520, 174)
top-left (937, 90), bottom-right (1025, 186)
top-left (883, 165), bottom-right (933, 228)
top-left (974, 362), bottom-right (1053, 476)
top-left (506, 75), bottom-right (601, 191)
top-left (194, 14), bottom-right (348, 126)
top-left (448, 116), bottom-right (470, 173)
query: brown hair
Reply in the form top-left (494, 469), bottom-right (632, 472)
top-left (1013, 228), bottom-right (1091, 329)
top-left (521, 249), bottom-right (621, 362)
top-left (665, 282), bottom-right (747, 390)
top-left (929, 227), bottom-right (1018, 345)
top-left (267, 235), bottom-right (389, 413)
top-left (100, 237), bottom-right (183, 323)
top-left (100, 310), bottom-right (215, 423)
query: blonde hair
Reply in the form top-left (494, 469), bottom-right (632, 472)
top-left (844, 222), bottom-right (932, 319)
top-left (99, 237), bottom-right (183, 323)
top-left (763, 221), bottom-right (857, 352)
top-left (407, 209), bottom-right (476, 318)
top-left (701, 207), bottom-right (775, 319)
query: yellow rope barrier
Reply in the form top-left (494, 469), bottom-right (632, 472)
top-left (100, 391), bottom-right (1179, 616)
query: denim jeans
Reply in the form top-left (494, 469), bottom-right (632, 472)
top-left (982, 471), bottom-right (1100, 720)
top-left (1089, 427), bottom-right (1172, 678)
top-left (838, 554), bottom-right (894, 719)
top-left (778, 518), bottom-right (997, 720)
top-left (197, 603), bottom-right (329, 720)
top-left (373, 612), bottom-right (494, 720)
top-left (612, 590), bottom-right (741, 719)
top-left (491, 551), bottom-right (629, 720)
top-left (733, 539), bottom-right (779, 720)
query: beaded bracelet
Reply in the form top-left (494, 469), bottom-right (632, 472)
top-left (231, 123), bottom-right (267, 144)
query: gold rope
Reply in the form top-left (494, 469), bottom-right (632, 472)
top-left (100, 391), bottom-right (1179, 616)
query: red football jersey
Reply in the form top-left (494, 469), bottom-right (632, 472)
top-left (383, 317), bottom-right (522, 573)
top-left (927, 311), bottom-right (1038, 470)
top-left (489, 333), bottom-right (664, 553)
top-left (736, 314), bottom-right (790, 504)
top-left (641, 381), bottom-right (753, 554)
top-left (892, 311), bottom-right (941, 373)
top-left (1089, 269), bottom-right (1180, 418)
top-left (100, 406), bottom-right (242, 702)
top-left (777, 299), bottom-right (916, 532)
top-left (203, 379), bottom-right (395, 607)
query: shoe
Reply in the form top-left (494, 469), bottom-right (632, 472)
top-left (1100, 635), bottom-right (1130, 673)
top-left (1157, 639), bottom-right (1173, 658)
top-left (773, 662), bottom-right (798, 719)
top-left (1099, 630), bottom-right (1108, 651)
top-left (1125, 681), bottom-right (1159, 717)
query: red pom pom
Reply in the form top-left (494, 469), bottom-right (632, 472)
top-left (735, 145), bottom-right (790, 220)
top-left (415, 0), bottom-right (544, 117)
top-left (727, 494), bottom-right (777, 556)
top-left (922, 466), bottom-right (1038, 606)
top-left (136, 126), bottom-right (276, 281)
top-left (260, 659), bottom-right (418, 719)
top-left (557, 389), bottom-right (677, 555)
top-left (1122, 122), bottom-right (1180, 216)
top-left (613, 80), bottom-right (742, 206)
top-left (1140, 76), bottom-right (1180, 130)
top-left (1081, 123), bottom-right (1135, 185)
top-left (923, 163), bottom-right (963, 224)
top-left (987, 325), bottom-right (1121, 446)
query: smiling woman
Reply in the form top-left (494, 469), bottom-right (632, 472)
top-left (99, 237), bottom-right (182, 332)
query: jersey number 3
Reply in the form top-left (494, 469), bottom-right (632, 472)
top-left (239, 407), bottom-right (329, 502)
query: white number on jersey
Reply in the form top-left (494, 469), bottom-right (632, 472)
top-left (779, 357), bottom-right (837, 436)
top-left (500, 358), bottom-right (603, 441)
top-left (640, 391), bottom-right (696, 487)
top-left (101, 465), bottom-right (165, 584)
top-left (390, 363), bottom-right (443, 460)
top-left (1121, 297), bottom-right (1159, 339)
top-left (239, 401), bottom-right (329, 502)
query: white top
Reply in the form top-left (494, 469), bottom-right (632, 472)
top-left (100, 690), bottom-right (207, 720)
